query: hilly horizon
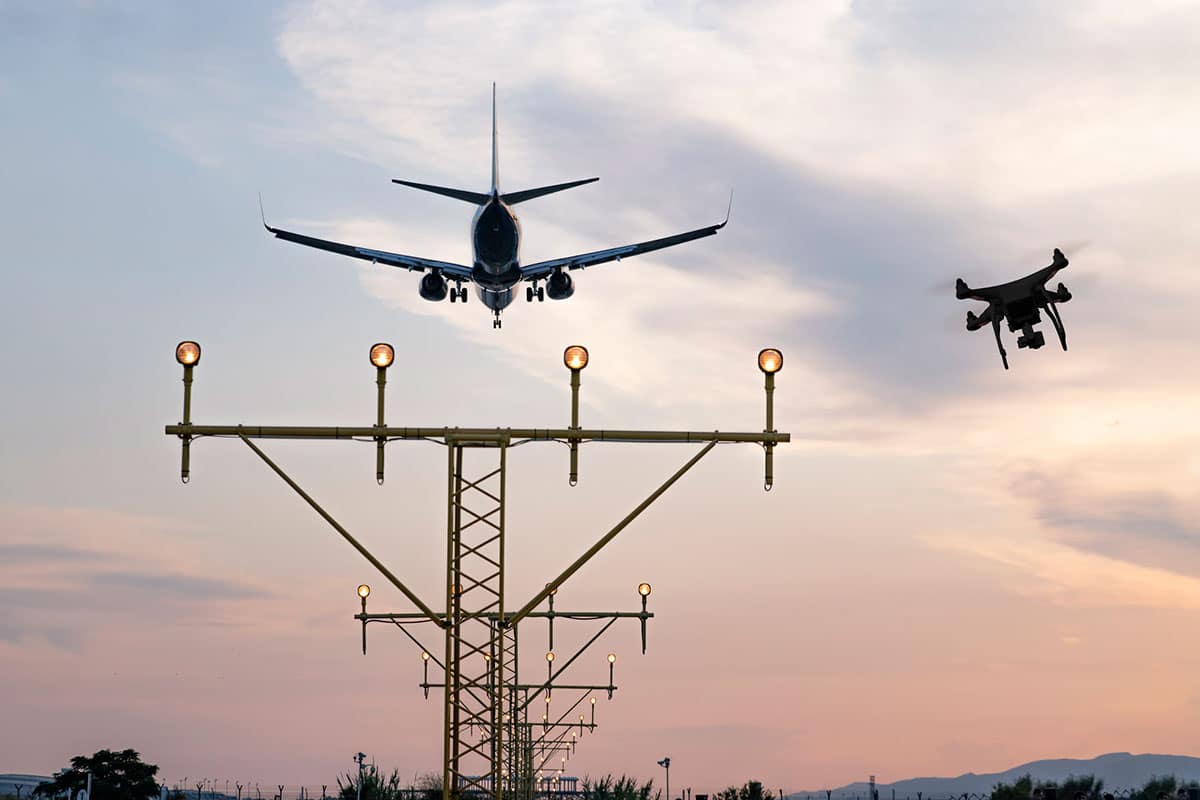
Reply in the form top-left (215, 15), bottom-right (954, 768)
top-left (789, 754), bottom-right (1200, 799)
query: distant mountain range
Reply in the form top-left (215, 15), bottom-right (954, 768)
top-left (788, 754), bottom-right (1200, 799)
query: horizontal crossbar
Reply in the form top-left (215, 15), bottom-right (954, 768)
top-left (165, 424), bottom-right (790, 444)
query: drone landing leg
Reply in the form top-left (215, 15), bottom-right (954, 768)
top-left (991, 314), bottom-right (1009, 369)
top-left (1046, 301), bottom-right (1067, 350)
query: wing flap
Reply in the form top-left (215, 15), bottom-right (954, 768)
top-left (265, 222), bottom-right (473, 279)
top-left (520, 216), bottom-right (728, 280)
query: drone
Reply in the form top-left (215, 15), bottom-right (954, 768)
top-left (956, 247), bottom-right (1072, 369)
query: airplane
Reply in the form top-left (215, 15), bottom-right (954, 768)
top-left (955, 247), bottom-right (1072, 369)
top-left (263, 85), bottom-right (730, 328)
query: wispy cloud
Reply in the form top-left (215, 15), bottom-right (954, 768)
top-left (0, 505), bottom-right (267, 647)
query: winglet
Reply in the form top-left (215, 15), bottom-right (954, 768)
top-left (720, 189), bottom-right (734, 228)
top-left (258, 192), bottom-right (272, 232)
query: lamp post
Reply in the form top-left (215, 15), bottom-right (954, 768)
top-left (637, 583), bottom-right (652, 653)
top-left (657, 758), bottom-right (670, 800)
top-left (354, 753), bottom-right (366, 800)
top-left (757, 348), bottom-right (782, 490)
top-left (175, 341), bottom-right (200, 482)
top-left (358, 584), bottom-right (371, 654)
top-left (370, 343), bottom-right (394, 484)
top-left (563, 345), bottom-right (588, 485)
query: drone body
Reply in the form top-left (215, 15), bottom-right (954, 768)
top-left (956, 248), bottom-right (1072, 369)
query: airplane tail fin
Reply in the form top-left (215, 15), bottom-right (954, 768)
top-left (391, 179), bottom-right (490, 205)
top-left (491, 82), bottom-right (499, 194)
top-left (501, 177), bottom-right (598, 205)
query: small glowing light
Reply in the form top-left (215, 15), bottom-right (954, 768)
top-left (563, 345), bottom-right (589, 371)
top-left (357, 584), bottom-right (371, 599)
top-left (546, 651), bottom-right (555, 662)
top-left (590, 697), bottom-right (596, 705)
top-left (758, 348), bottom-right (783, 374)
top-left (421, 651), bottom-right (430, 662)
top-left (578, 715), bottom-right (584, 722)
top-left (370, 342), bottom-right (395, 369)
top-left (607, 653), bottom-right (616, 664)
top-left (175, 341), bottom-right (201, 366)
top-left (638, 582), bottom-right (652, 597)
top-left (545, 583), bottom-right (558, 597)
top-left (545, 695), bottom-right (551, 704)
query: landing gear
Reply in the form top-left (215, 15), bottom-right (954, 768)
top-left (493, 311), bottom-right (502, 329)
top-left (450, 285), bottom-right (467, 303)
top-left (537, 286), bottom-right (544, 302)
top-left (526, 282), bottom-right (545, 302)
top-left (526, 286), bottom-right (534, 302)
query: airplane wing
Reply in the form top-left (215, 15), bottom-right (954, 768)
top-left (264, 219), bottom-right (474, 279)
top-left (519, 200), bottom-right (730, 281)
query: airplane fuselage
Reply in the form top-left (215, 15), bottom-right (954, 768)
top-left (469, 194), bottom-right (522, 311)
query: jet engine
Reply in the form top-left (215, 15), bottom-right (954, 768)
top-left (419, 271), bottom-right (448, 302)
top-left (546, 269), bottom-right (574, 300)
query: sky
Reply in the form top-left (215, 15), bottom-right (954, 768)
top-left (2, 0), bottom-right (1199, 793)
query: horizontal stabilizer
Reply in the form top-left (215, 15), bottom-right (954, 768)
top-left (392, 179), bottom-right (491, 205)
top-left (502, 177), bottom-right (598, 205)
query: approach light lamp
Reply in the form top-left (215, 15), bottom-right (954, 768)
top-left (563, 345), bottom-right (589, 371)
top-left (357, 585), bottom-right (371, 655)
top-left (546, 651), bottom-right (556, 662)
top-left (758, 348), bottom-right (783, 374)
top-left (421, 651), bottom-right (430, 661)
top-left (176, 341), bottom-right (201, 366)
top-left (369, 342), bottom-right (395, 369)
top-left (607, 653), bottom-right (616, 664)
top-left (638, 582), bottom-right (652, 597)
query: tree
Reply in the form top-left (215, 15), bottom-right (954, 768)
top-left (992, 775), bottom-right (1035, 800)
top-left (716, 782), bottom-right (775, 800)
top-left (411, 774), bottom-right (441, 800)
top-left (335, 766), bottom-right (403, 800)
top-left (581, 775), bottom-right (659, 800)
top-left (1046, 774), bottom-right (1104, 800)
top-left (35, 750), bottom-right (160, 800)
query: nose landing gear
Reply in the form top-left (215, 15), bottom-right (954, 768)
top-left (493, 310), bottom-right (502, 329)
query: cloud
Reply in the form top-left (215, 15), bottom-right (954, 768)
top-left (0, 505), bottom-right (267, 647)
top-left (1011, 469), bottom-right (1200, 578)
top-left (922, 530), bottom-right (1200, 611)
top-left (90, 570), bottom-right (266, 600)
top-left (0, 542), bottom-right (110, 564)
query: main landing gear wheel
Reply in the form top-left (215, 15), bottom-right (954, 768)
top-left (526, 286), bottom-right (534, 302)
top-left (537, 286), bottom-right (545, 302)
top-left (450, 286), bottom-right (466, 303)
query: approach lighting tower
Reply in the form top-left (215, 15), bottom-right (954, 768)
top-left (165, 342), bottom-right (789, 800)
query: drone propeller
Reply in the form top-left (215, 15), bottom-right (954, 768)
top-left (1015, 239), bottom-right (1090, 265)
